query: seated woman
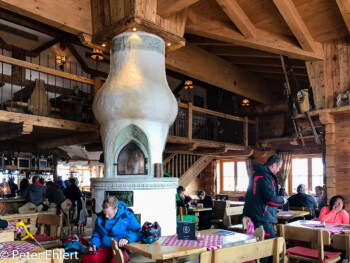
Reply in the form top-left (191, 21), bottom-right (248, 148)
top-left (197, 190), bottom-right (214, 230)
top-left (82, 196), bottom-right (141, 263)
top-left (319, 195), bottom-right (349, 224)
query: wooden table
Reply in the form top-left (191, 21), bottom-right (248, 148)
top-left (125, 229), bottom-right (256, 263)
top-left (285, 220), bottom-right (350, 260)
top-left (277, 210), bottom-right (310, 222)
top-left (230, 201), bottom-right (245, 207)
top-left (0, 241), bottom-right (45, 262)
top-left (188, 207), bottom-right (212, 218)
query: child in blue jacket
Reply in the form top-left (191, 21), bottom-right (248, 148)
top-left (82, 196), bottom-right (141, 263)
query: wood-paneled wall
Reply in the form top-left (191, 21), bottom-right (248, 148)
top-left (320, 112), bottom-right (350, 210)
top-left (186, 161), bottom-right (215, 196)
top-left (306, 37), bottom-right (350, 110)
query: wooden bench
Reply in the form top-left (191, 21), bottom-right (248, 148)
top-left (212, 237), bottom-right (286, 263)
top-left (223, 206), bottom-right (244, 230)
top-left (34, 213), bottom-right (63, 249)
top-left (1, 211), bottom-right (57, 239)
top-left (279, 224), bottom-right (341, 263)
top-left (211, 200), bottom-right (230, 228)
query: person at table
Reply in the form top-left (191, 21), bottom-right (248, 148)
top-left (21, 175), bottom-right (46, 206)
top-left (287, 184), bottom-right (317, 219)
top-left (243, 155), bottom-right (287, 263)
top-left (314, 186), bottom-right (324, 209)
top-left (8, 176), bottom-right (18, 197)
top-left (176, 185), bottom-right (193, 209)
top-left (82, 196), bottom-right (140, 263)
top-left (19, 171), bottom-right (30, 195)
top-left (319, 195), bottom-right (349, 224)
top-left (197, 190), bottom-right (214, 230)
top-left (46, 181), bottom-right (65, 209)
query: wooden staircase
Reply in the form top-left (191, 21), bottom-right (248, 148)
top-left (164, 153), bottom-right (214, 187)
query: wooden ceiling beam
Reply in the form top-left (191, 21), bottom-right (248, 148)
top-left (205, 46), bottom-right (279, 58)
top-left (165, 44), bottom-right (273, 104)
top-left (0, 23), bottom-right (38, 41)
top-left (0, 110), bottom-right (99, 132)
top-left (255, 72), bottom-right (309, 82)
top-left (32, 38), bottom-right (60, 55)
top-left (184, 34), bottom-right (236, 46)
top-left (336, 0), bottom-right (350, 34)
top-left (186, 8), bottom-right (324, 61)
top-left (242, 65), bottom-right (308, 76)
top-left (0, 122), bottom-right (32, 141)
top-left (272, 0), bottom-right (318, 52)
top-left (228, 57), bottom-right (306, 68)
top-left (216, 0), bottom-right (256, 39)
top-left (157, 0), bottom-right (200, 17)
top-left (37, 132), bottom-right (99, 149)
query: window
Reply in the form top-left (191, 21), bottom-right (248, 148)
top-left (289, 155), bottom-right (323, 194)
top-left (219, 160), bottom-right (249, 193)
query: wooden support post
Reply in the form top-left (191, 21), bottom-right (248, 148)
top-left (188, 102), bottom-right (193, 140)
top-left (93, 77), bottom-right (103, 97)
top-left (255, 116), bottom-right (259, 147)
top-left (243, 116), bottom-right (249, 146)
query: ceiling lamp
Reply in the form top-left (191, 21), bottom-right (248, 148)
top-left (242, 98), bottom-right (250, 107)
top-left (184, 80), bottom-right (194, 89)
top-left (91, 49), bottom-right (104, 61)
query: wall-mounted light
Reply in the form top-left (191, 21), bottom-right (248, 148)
top-left (56, 55), bottom-right (66, 70)
top-left (242, 98), bottom-right (250, 107)
top-left (101, 43), bottom-right (106, 47)
top-left (91, 49), bottom-right (104, 61)
top-left (132, 27), bottom-right (137, 32)
top-left (167, 43), bottom-right (172, 47)
top-left (184, 80), bottom-right (194, 89)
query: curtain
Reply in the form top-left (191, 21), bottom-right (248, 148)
top-left (278, 151), bottom-right (293, 188)
top-left (245, 157), bottom-right (254, 178)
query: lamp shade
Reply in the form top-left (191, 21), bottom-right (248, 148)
top-left (91, 49), bottom-right (104, 61)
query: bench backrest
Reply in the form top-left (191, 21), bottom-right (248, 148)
top-left (223, 206), bottom-right (244, 227)
top-left (213, 237), bottom-right (285, 263)
top-left (212, 200), bottom-right (230, 220)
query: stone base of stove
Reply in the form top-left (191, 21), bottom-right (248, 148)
top-left (91, 177), bottom-right (178, 236)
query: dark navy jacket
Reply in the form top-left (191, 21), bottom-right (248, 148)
top-left (90, 201), bottom-right (141, 250)
top-left (243, 164), bottom-right (285, 223)
top-left (288, 193), bottom-right (317, 218)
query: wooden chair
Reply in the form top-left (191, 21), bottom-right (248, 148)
top-left (211, 200), bottom-right (230, 228)
top-left (279, 224), bottom-right (341, 263)
top-left (33, 213), bottom-right (63, 249)
top-left (177, 207), bottom-right (188, 221)
top-left (111, 239), bottom-right (124, 263)
top-left (254, 225), bottom-right (265, 241)
top-left (332, 234), bottom-right (350, 261)
top-left (61, 199), bottom-right (73, 238)
top-left (213, 237), bottom-right (285, 263)
top-left (199, 251), bottom-right (212, 263)
top-left (223, 206), bottom-right (243, 230)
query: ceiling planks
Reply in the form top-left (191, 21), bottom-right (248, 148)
top-left (165, 44), bottom-right (273, 104)
top-left (336, 0), bottom-right (350, 34)
top-left (0, 0), bottom-right (92, 35)
top-left (216, 0), bottom-right (256, 39)
top-left (157, 0), bottom-right (200, 17)
top-left (185, 8), bottom-right (324, 61)
top-left (272, 0), bottom-right (319, 52)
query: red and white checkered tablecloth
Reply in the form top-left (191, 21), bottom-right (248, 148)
top-left (6, 221), bottom-right (24, 234)
top-left (0, 242), bottom-right (37, 259)
top-left (161, 234), bottom-right (223, 250)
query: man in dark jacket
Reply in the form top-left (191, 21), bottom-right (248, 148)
top-left (243, 155), bottom-right (287, 263)
top-left (21, 178), bottom-right (46, 206)
top-left (46, 181), bottom-right (65, 209)
top-left (197, 190), bottom-right (214, 230)
top-left (288, 184), bottom-right (317, 219)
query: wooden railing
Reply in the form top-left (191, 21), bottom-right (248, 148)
top-left (0, 53), bottom-right (99, 123)
top-left (169, 102), bottom-right (257, 146)
top-left (164, 153), bottom-right (200, 178)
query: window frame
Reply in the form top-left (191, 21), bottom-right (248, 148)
top-left (219, 159), bottom-right (247, 194)
top-left (288, 154), bottom-right (323, 195)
